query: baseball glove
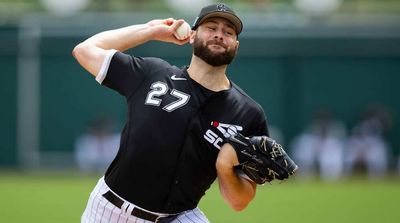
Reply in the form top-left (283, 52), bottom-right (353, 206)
top-left (226, 133), bottom-right (298, 184)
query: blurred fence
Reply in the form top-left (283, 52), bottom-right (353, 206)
top-left (0, 13), bottom-right (399, 169)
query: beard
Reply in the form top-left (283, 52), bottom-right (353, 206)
top-left (193, 35), bottom-right (237, 66)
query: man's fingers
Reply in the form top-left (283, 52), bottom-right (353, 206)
top-left (173, 38), bottom-right (190, 46)
top-left (164, 18), bottom-right (174, 26)
top-left (170, 19), bottom-right (185, 31)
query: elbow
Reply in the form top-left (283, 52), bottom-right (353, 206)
top-left (72, 42), bottom-right (85, 59)
top-left (229, 200), bottom-right (250, 212)
top-left (227, 192), bottom-right (254, 212)
top-left (226, 185), bottom-right (256, 212)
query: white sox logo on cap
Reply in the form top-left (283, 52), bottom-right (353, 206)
top-left (216, 3), bottom-right (228, 12)
top-left (191, 3), bottom-right (243, 35)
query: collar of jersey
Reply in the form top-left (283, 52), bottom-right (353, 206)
top-left (182, 66), bottom-right (232, 95)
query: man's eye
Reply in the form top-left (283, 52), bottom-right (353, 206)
top-left (208, 27), bottom-right (216, 31)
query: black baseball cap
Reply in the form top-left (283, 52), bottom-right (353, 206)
top-left (192, 3), bottom-right (243, 35)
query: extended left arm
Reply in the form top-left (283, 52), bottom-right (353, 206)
top-left (216, 143), bottom-right (257, 211)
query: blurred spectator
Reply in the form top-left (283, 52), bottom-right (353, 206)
top-left (291, 109), bottom-right (347, 181)
top-left (345, 107), bottom-right (392, 179)
top-left (74, 116), bottom-right (120, 173)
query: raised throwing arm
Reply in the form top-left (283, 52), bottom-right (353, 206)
top-left (72, 18), bottom-right (189, 76)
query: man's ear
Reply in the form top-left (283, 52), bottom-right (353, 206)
top-left (189, 31), bottom-right (196, 44)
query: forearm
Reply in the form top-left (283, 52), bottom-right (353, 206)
top-left (216, 143), bottom-right (256, 211)
top-left (72, 23), bottom-right (153, 76)
top-left (80, 24), bottom-right (153, 52)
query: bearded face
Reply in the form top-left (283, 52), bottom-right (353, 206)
top-left (192, 33), bottom-right (237, 66)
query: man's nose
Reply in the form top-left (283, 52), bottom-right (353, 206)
top-left (213, 32), bottom-right (223, 41)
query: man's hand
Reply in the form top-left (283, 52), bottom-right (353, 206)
top-left (147, 18), bottom-right (190, 45)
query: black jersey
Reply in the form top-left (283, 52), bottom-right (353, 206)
top-left (98, 51), bottom-right (269, 214)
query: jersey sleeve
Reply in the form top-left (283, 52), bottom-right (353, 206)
top-left (96, 50), bottom-right (149, 97)
top-left (249, 106), bottom-right (270, 137)
top-left (255, 115), bottom-right (269, 137)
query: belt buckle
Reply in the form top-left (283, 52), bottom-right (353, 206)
top-left (155, 215), bottom-right (175, 223)
top-left (154, 216), bottom-right (162, 223)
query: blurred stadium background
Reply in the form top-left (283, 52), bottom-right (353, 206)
top-left (1, 0), bottom-right (400, 222)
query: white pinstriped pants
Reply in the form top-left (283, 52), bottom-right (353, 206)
top-left (81, 177), bottom-right (210, 223)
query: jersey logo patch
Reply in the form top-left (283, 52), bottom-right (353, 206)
top-left (211, 121), bottom-right (243, 138)
top-left (204, 121), bottom-right (243, 150)
top-left (171, 75), bottom-right (187, 81)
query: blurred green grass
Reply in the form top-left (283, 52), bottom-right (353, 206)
top-left (0, 172), bottom-right (399, 223)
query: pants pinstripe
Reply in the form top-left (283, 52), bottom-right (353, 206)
top-left (81, 177), bottom-right (210, 223)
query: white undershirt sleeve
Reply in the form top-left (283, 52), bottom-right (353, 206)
top-left (96, 49), bottom-right (118, 84)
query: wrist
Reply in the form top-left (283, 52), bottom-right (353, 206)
top-left (216, 143), bottom-right (238, 171)
top-left (216, 156), bottom-right (234, 171)
top-left (142, 23), bottom-right (158, 41)
top-left (145, 19), bottom-right (172, 41)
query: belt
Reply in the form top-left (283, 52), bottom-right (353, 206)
top-left (102, 191), bottom-right (177, 223)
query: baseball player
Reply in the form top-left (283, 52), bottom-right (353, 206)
top-left (73, 3), bottom-right (296, 223)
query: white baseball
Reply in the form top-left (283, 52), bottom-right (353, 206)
top-left (174, 22), bottom-right (191, 40)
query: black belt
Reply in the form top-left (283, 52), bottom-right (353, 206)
top-left (102, 191), bottom-right (177, 223)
